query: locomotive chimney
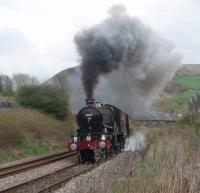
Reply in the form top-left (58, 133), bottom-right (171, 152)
top-left (85, 98), bottom-right (95, 105)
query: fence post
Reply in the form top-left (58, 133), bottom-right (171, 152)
top-left (197, 92), bottom-right (200, 117)
top-left (192, 96), bottom-right (197, 116)
top-left (188, 98), bottom-right (193, 115)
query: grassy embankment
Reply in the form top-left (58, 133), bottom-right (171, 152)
top-left (0, 108), bottom-right (76, 164)
top-left (113, 115), bottom-right (200, 193)
top-left (157, 76), bottom-right (200, 112)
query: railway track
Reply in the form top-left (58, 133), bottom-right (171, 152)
top-left (0, 150), bottom-right (76, 179)
top-left (0, 150), bottom-right (108, 193)
top-left (37, 157), bottom-right (115, 193)
top-left (38, 165), bottom-right (94, 193)
top-left (0, 151), bottom-right (97, 193)
top-left (1, 162), bottom-right (89, 193)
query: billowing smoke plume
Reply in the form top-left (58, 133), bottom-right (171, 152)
top-left (75, 5), bottom-right (182, 116)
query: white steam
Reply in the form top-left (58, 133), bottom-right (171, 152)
top-left (125, 132), bottom-right (146, 152)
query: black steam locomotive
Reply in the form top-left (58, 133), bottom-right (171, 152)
top-left (68, 99), bottom-right (130, 163)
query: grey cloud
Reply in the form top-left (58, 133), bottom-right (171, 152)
top-left (0, 27), bottom-right (73, 80)
top-left (0, 0), bottom-right (16, 7)
top-left (0, 28), bottom-right (31, 54)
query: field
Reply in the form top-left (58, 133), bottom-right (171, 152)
top-left (157, 75), bottom-right (200, 112)
top-left (173, 76), bottom-right (200, 90)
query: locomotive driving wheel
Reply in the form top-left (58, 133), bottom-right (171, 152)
top-left (100, 148), bottom-right (108, 160)
top-left (77, 152), bottom-right (84, 164)
top-left (93, 149), bottom-right (101, 163)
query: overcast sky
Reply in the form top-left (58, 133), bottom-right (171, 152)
top-left (0, 0), bottom-right (199, 80)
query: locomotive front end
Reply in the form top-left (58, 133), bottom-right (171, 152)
top-left (68, 99), bottom-right (112, 163)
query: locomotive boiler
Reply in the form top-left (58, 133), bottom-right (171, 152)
top-left (68, 99), bottom-right (130, 163)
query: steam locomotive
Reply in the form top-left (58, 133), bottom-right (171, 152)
top-left (68, 99), bottom-right (130, 163)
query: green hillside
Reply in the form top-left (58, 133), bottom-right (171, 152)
top-left (157, 76), bottom-right (200, 112)
top-left (172, 76), bottom-right (200, 90)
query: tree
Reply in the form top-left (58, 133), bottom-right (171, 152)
top-left (16, 85), bottom-right (69, 120)
top-left (0, 74), bottom-right (14, 96)
top-left (13, 73), bottom-right (39, 91)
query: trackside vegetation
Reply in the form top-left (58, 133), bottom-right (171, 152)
top-left (113, 115), bottom-right (200, 193)
top-left (0, 108), bottom-right (76, 163)
top-left (0, 73), bottom-right (75, 164)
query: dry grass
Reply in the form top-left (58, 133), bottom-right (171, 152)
top-left (0, 107), bottom-right (76, 163)
top-left (114, 124), bottom-right (200, 193)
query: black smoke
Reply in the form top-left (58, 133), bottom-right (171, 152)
top-left (75, 5), bottom-right (181, 114)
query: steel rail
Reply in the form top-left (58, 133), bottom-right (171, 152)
top-left (38, 159), bottom-right (112, 193)
top-left (1, 162), bottom-right (79, 193)
top-left (38, 165), bottom-right (94, 193)
top-left (0, 150), bottom-right (76, 179)
top-left (1, 153), bottom-right (115, 193)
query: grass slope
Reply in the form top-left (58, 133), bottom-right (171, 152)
top-left (113, 117), bottom-right (200, 193)
top-left (157, 76), bottom-right (200, 112)
top-left (0, 108), bottom-right (76, 164)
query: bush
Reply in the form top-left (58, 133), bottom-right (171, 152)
top-left (16, 85), bottom-right (69, 120)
